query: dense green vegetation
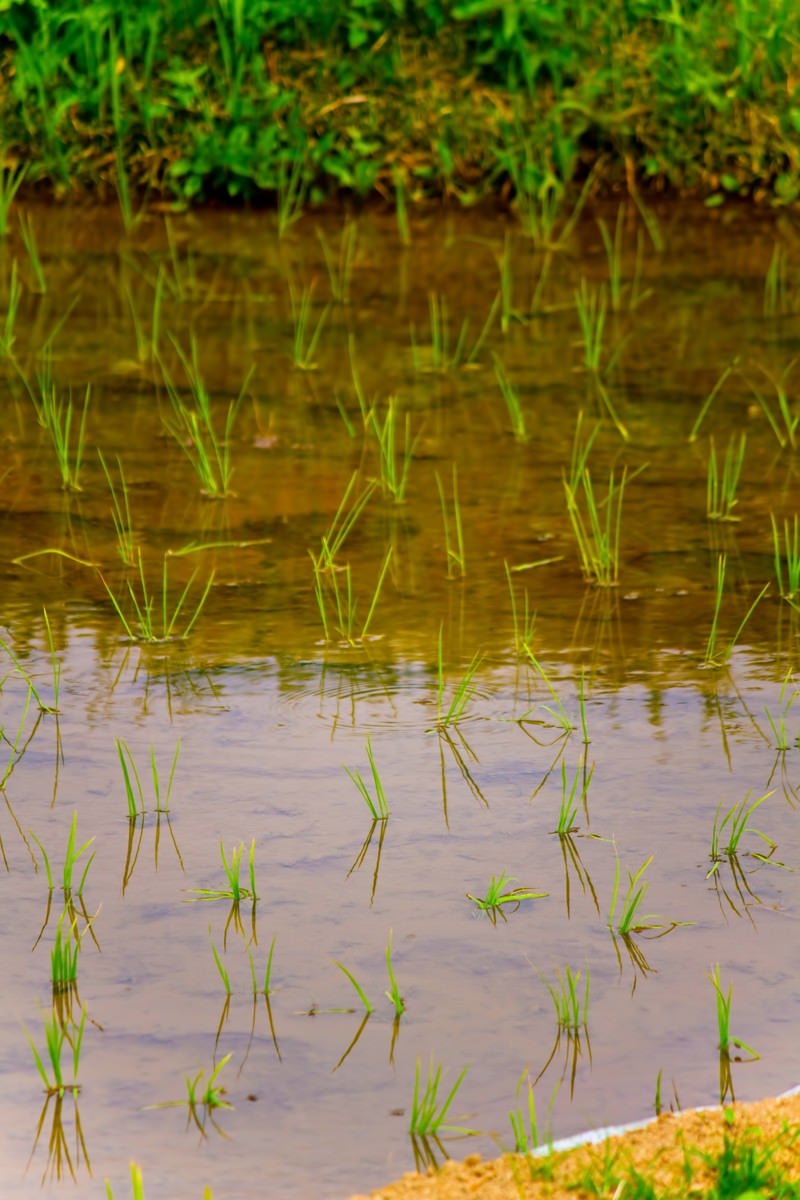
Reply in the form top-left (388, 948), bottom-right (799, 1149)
top-left (1, 0), bottom-right (799, 207)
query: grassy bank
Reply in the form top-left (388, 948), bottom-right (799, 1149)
top-left (1, 1), bottom-right (800, 210)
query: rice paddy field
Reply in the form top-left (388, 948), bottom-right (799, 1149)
top-left (2, 197), bottom-right (800, 1199)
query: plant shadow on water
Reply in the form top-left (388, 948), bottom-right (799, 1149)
top-left (4, 203), bottom-right (800, 1198)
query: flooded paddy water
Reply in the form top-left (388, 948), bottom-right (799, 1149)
top-left (1, 199), bottom-right (800, 1198)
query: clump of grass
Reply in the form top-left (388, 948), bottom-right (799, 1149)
top-left (30, 812), bottom-right (95, 898)
top-left (409, 1057), bottom-right (472, 1137)
top-left (707, 790), bottom-right (776, 877)
top-left (706, 434), bottom-right (746, 522)
top-left (101, 550), bottom-right (214, 644)
top-left (311, 546), bottom-right (393, 645)
top-left (508, 1070), bottom-right (541, 1153)
top-left (410, 292), bottom-right (497, 373)
top-left (365, 397), bottom-right (419, 503)
top-left (493, 354), bottom-right (528, 442)
top-left (155, 1054), bottom-right (233, 1135)
top-left (704, 553), bottom-right (769, 667)
top-left (24, 1005), bottom-right (87, 1098)
top-left (544, 965), bottom-right (590, 1032)
top-left (188, 840), bottom-right (258, 903)
top-left (607, 853), bottom-right (685, 937)
top-left (288, 279), bottom-right (330, 371)
top-left (553, 761), bottom-right (595, 835)
top-left (563, 461), bottom-right (630, 588)
top-left (40, 384), bottom-right (91, 492)
top-left (467, 870), bottom-right (547, 924)
top-left (344, 736), bottom-right (388, 819)
top-left (116, 739), bottom-right (181, 819)
top-left (709, 964), bottom-right (759, 1104)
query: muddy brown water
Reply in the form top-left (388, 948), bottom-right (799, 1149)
top-left (1, 199), bottom-right (800, 1198)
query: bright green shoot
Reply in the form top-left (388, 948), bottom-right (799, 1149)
top-left (288, 279), bottom-right (330, 371)
top-left (525, 649), bottom-right (573, 732)
top-left (209, 932), bottom-right (231, 997)
top-left (708, 964), bottom-right (759, 1060)
top-left (189, 840), bottom-right (257, 903)
top-left (607, 853), bottom-right (680, 936)
top-left (344, 736), bottom-right (389, 819)
top-left (116, 738), bottom-right (181, 819)
top-left (332, 960), bottom-right (373, 1015)
top-left (509, 1070), bottom-right (541, 1153)
top-left (688, 363), bottom-right (736, 442)
top-left (19, 210), bottom-right (46, 292)
top-left (101, 550), bottom-right (214, 643)
top-left (435, 629), bottom-right (482, 728)
top-left (24, 1004), bottom-right (86, 1097)
top-left (410, 291), bottom-right (497, 373)
top-left (385, 929), bottom-right (404, 1016)
top-left (409, 1057), bottom-right (472, 1137)
top-left (707, 790), bottom-right (776, 876)
top-left (467, 871), bottom-right (547, 923)
top-left (311, 546), bottom-right (393, 645)
top-left (771, 513), bottom-right (800, 600)
top-left (1, 609), bottom-right (60, 713)
top-left (104, 1161), bottom-right (147, 1200)
top-left (435, 465), bottom-right (466, 579)
top-left (704, 553), bottom-right (769, 667)
top-left (563, 462), bottom-right (630, 588)
top-left (312, 473), bottom-right (376, 572)
top-left (543, 966), bottom-right (590, 1032)
top-left (743, 359), bottom-right (800, 450)
top-left (553, 761), bottom-right (595, 835)
top-left (41, 384), bottom-right (90, 492)
top-left (574, 279), bottom-right (608, 374)
top-left (706, 434), bottom-right (746, 522)
top-left (98, 452), bottom-right (136, 567)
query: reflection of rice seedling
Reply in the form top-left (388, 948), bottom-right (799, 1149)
top-left (248, 934), bottom-right (277, 997)
top-left (51, 912), bottom-right (80, 996)
top-left (467, 871), bottom-right (547, 923)
top-left (101, 550), bottom-right (214, 643)
top-left (435, 465), bottom-right (466, 579)
top-left (704, 554), bottom-right (769, 667)
top-left (771, 514), bottom-right (800, 600)
top-left (409, 1058), bottom-right (472, 1137)
top-left (707, 790), bottom-right (776, 877)
top-left (25, 1005), bottom-right (86, 1097)
top-left (385, 929), bottom-right (404, 1016)
top-left (116, 738), bottom-right (181, 820)
top-left (344, 736), bottom-right (388, 819)
top-left (189, 840), bottom-right (257, 903)
top-left (707, 435), bottom-right (746, 522)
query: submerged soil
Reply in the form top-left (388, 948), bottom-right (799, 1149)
top-left (349, 1093), bottom-right (800, 1199)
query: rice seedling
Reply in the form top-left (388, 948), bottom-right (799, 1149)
top-left (525, 650), bottom-right (574, 732)
top-left (743, 359), bottom-right (800, 450)
top-left (104, 1161), bottom-right (147, 1200)
top-left (493, 353), bottom-right (528, 441)
top-left (30, 812), bottom-right (95, 902)
top-left (317, 220), bottom-right (358, 304)
top-left (709, 963), bottom-right (759, 1064)
top-left (332, 960), bottom-right (373, 1015)
top-left (544, 965), bottom-right (590, 1032)
top-left (771, 513), bottom-right (800, 600)
top-left (409, 1057), bottom-right (472, 1137)
top-left (39, 383), bottom-right (90, 493)
top-left (385, 929), bottom-right (404, 1016)
top-left (505, 563), bottom-right (537, 657)
top-left (276, 154), bottom-right (307, 238)
top-left (703, 554), bottom-right (769, 667)
top-left (563, 461), bottom-right (630, 588)
top-left (1, 258), bottom-right (22, 355)
top-left (1, 610), bottom-right (60, 714)
top-left (688, 362), bottom-right (737, 442)
top-left (435, 628), bottom-right (482, 728)
top-left (435, 465), bottom-right (466, 579)
top-left (763, 243), bottom-right (800, 317)
top-left (347, 815), bottom-right (388, 905)
top-left (598, 209), bottom-right (652, 313)
top-left (311, 546), bottom-right (393, 644)
top-left (344, 736), bottom-right (388, 819)
top-left (366, 397), bottom-right (419, 503)
top-left (189, 839), bottom-right (257, 903)
top-left (466, 871), bottom-right (548, 923)
top-left (578, 669), bottom-right (590, 744)
top-left (98, 452), bottom-right (136, 567)
top-left (707, 790), bottom-right (777, 877)
top-left (706, 434), bottom-right (746, 522)
top-left (160, 340), bottom-right (252, 498)
top-left (19, 210), bottom-right (46, 292)
top-left (574, 280), bottom-right (608, 374)
top-left (101, 550), bottom-right (214, 643)
top-left (312, 473), bottom-right (375, 573)
top-left (209, 932), bottom-right (231, 997)
top-left (51, 912), bottom-right (81, 997)
top-left (607, 853), bottom-right (685, 937)
top-left (409, 292), bottom-right (498, 373)
top-left (764, 671), bottom-right (799, 750)
top-left (508, 1070), bottom-right (541, 1153)
top-left (158, 1054), bottom-right (233, 1135)
top-left (552, 760), bottom-right (595, 835)
top-left (116, 738), bottom-right (181, 820)
top-left (24, 1004), bottom-right (86, 1097)
top-left (0, 159), bottom-right (27, 236)
top-left (288, 279), bottom-right (329, 371)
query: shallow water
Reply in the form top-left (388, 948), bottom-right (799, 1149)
top-left (1, 199), bottom-right (800, 1198)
